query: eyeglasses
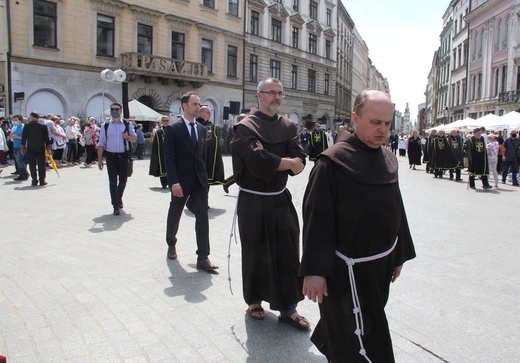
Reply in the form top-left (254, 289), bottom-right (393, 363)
top-left (110, 108), bottom-right (121, 111)
top-left (259, 91), bottom-right (286, 98)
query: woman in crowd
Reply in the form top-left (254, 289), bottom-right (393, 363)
top-left (83, 122), bottom-right (97, 167)
top-left (65, 117), bottom-right (81, 165)
top-left (51, 117), bottom-right (67, 167)
top-left (486, 133), bottom-right (499, 188)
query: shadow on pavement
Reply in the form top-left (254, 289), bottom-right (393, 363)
top-left (149, 186), bottom-right (170, 193)
top-left (239, 313), bottom-right (323, 362)
top-left (164, 261), bottom-right (214, 303)
top-left (89, 212), bottom-right (134, 233)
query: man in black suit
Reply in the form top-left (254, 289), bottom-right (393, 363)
top-left (164, 91), bottom-right (218, 271)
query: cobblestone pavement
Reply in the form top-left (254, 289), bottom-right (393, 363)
top-left (1, 153), bottom-right (519, 362)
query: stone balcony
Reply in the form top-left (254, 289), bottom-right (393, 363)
top-left (120, 52), bottom-right (210, 87)
top-left (498, 90), bottom-right (520, 111)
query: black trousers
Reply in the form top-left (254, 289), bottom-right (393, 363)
top-left (469, 175), bottom-right (490, 188)
top-left (449, 168), bottom-right (461, 180)
top-left (27, 149), bottom-right (46, 183)
top-left (166, 180), bottom-right (210, 260)
top-left (105, 153), bottom-right (128, 208)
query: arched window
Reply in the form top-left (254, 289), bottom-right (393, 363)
top-left (479, 31), bottom-right (483, 57)
top-left (473, 32), bottom-right (478, 58)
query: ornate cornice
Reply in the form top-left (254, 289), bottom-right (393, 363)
top-left (90, 0), bottom-right (127, 16)
top-left (164, 14), bottom-right (196, 32)
top-left (129, 5), bottom-right (164, 25)
top-left (306, 19), bottom-right (323, 34)
top-left (268, 3), bottom-right (289, 20)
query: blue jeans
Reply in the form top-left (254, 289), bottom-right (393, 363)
top-left (14, 147), bottom-right (28, 177)
top-left (502, 160), bottom-right (519, 185)
top-left (137, 143), bottom-right (144, 159)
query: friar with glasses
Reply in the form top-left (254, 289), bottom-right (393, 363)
top-left (230, 77), bottom-right (310, 328)
top-left (97, 102), bottom-right (137, 215)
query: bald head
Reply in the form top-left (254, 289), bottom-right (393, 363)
top-left (198, 106), bottom-right (211, 121)
top-left (353, 90), bottom-right (392, 117)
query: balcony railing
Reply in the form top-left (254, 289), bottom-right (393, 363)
top-left (498, 90), bottom-right (520, 104)
top-left (120, 52), bottom-right (208, 81)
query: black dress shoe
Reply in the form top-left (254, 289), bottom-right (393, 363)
top-left (196, 258), bottom-right (219, 271)
top-left (40, 180), bottom-right (47, 186)
top-left (113, 207), bottom-right (120, 216)
top-left (13, 176), bottom-right (27, 181)
top-left (483, 185), bottom-right (492, 189)
top-left (223, 184), bottom-right (229, 194)
top-left (167, 246), bottom-right (177, 260)
top-left (31, 180), bottom-right (38, 186)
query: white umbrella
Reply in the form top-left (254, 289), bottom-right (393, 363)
top-left (103, 99), bottom-right (163, 121)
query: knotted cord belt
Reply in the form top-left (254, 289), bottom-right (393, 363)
top-left (334, 236), bottom-right (398, 363)
top-left (227, 187), bottom-right (287, 294)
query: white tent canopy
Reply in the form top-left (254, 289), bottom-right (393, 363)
top-left (103, 99), bottom-right (163, 122)
top-left (500, 111), bottom-right (520, 130)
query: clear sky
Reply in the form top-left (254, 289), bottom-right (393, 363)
top-left (343, 0), bottom-right (450, 121)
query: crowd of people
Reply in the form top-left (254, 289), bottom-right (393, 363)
top-left (385, 127), bottom-right (519, 189)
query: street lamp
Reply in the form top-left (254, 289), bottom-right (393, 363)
top-left (443, 106), bottom-right (449, 125)
top-left (100, 68), bottom-right (126, 119)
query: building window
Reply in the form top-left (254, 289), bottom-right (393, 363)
top-left (502, 65), bottom-right (507, 92)
top-left (325, 40), bottom-right (331, 59)
top-left (250, 54), bottom-right (258, 83)
top-left (227, 45), bottom-right (238, 77)
top-left (308, 69), bottom-right (316, 92)
top-left (270, 59), bottom-right (281, 80)
top-left (272, 18), bottom-right (282, 43)
top-left (309, 34), bottom-right (317, 55)
top-left (291, 65), bottom-right (298, 89)
top-left (138, 24), bottom-right (153, 54)
top-left (202, 39), bottom-right (213, 73)
top-left (494, 68), bottom-right (500, 97)
top-left (97, 14), bottom-right (115, 57)
top-left (203, 0), bottom-right (215, 9)
top-left (477, 73), bottom-right (482, 99)
top-left (293, 0), bottom-right (299, 12)
top-left (34, 0), bottom-right (57, 48)
top-left (172, 32), bottom-right (185, 60)
top-left (251, 10), bottom-right (259, 36)
top-left (326, 8), bottom-right (332, 26)
top-left (229, 0), bottom-right (239, 16)
top-left (292, 27), bottom-right (299, 48)
top-left (324, 73), bottom-right (330, 95)
top-left (310, 1), bottom-right (318, 20)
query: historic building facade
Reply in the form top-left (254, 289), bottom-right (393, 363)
top-left (243, 0), bottom-right (337, 129)
top-left (7, 0), bottom-right (244, 125)
top-left (335, 1), bottom-right (354, 125)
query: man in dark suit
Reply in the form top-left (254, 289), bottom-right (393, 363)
top-left (164, 91), bottom-right (218, 271)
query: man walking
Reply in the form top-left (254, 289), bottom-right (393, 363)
top-left (501, 129), bottom-right (519, 186)
top-left (21, 112), bottom-right (51, 186)
top-left (308, 122), bottom-right (328, 162)
top-left (231, 77), bottom-right (310, 328)
top-left (164, 92), bottom-right (218, 271)
top-left (301, 90), bottom-right (416, 362)
top-left (97, 102), bottom-right (137, 215)
top-left (466, 127), bottom-right (492, 190)
top-left (10, 114), bottom-right (29, 181)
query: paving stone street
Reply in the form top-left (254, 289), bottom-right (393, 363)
top-left (1, 153), bottom-right (519, 362)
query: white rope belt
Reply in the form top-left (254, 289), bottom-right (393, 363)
top-left (335, 236), bottom-right (398, 363)
top-left (227, 187), bottom-right (287, 294)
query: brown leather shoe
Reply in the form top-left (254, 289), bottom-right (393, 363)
top-left (196, 258), bottom-right (219, 271)
top-left (167, 246), bottom-right (177, 260)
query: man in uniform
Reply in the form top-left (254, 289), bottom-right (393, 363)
top-left (423, 129), bottom-right (437, 173)
top-left (308, 122), bottom-right (328, 162)
top-left (466, 127), bottom-right (492, 190)
top-left (447, 129), bottom-right (464, 181)
top-left (149, 115), bottom-right (169, 188)
top-left (301, 90), bottom-right (416, 362)
top-left (196, 105), bottom-right (225, 186)
top-left (231, 77), bottom-right (309, 328)
top-left (21, 112), bottom-right (52, 186)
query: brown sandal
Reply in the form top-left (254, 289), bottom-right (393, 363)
top-left (278, 315), bottom-right (311, 330)
top-left (247, 305), bottom-right (265, 320)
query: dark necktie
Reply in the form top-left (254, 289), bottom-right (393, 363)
top-left (189, 122), bottom-right (197, 148)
